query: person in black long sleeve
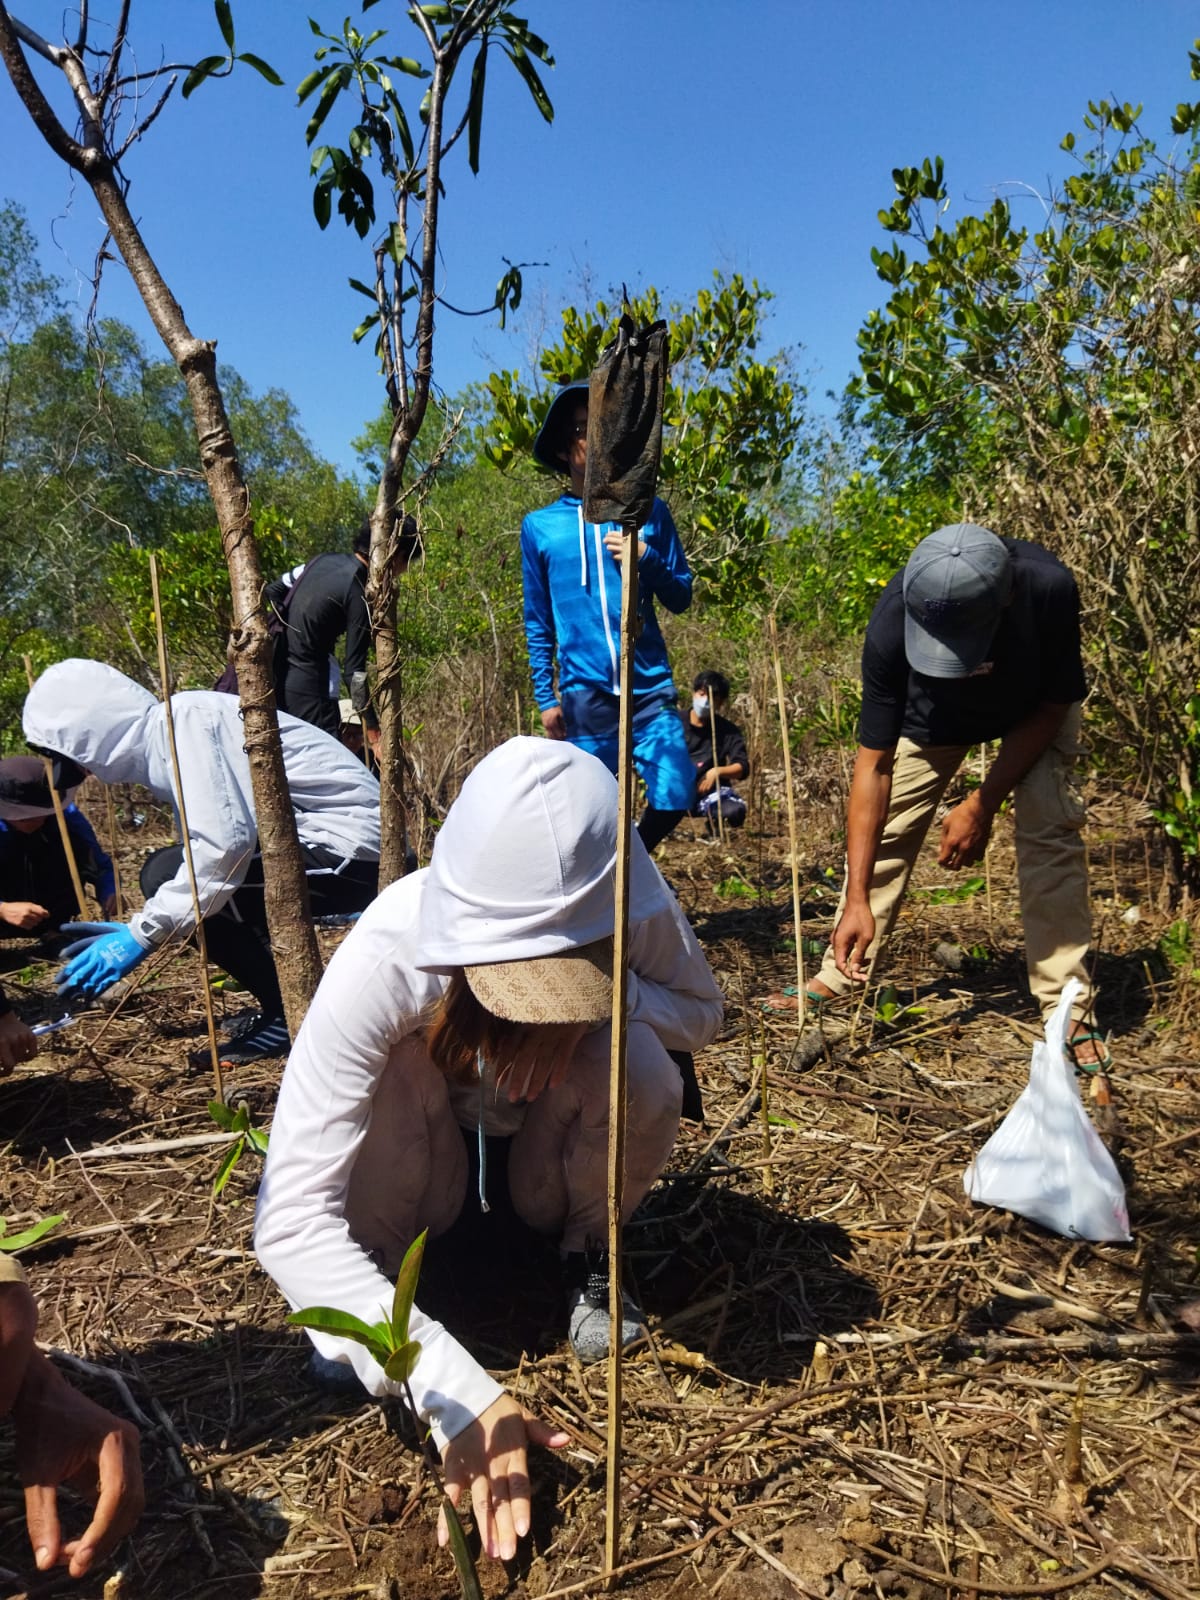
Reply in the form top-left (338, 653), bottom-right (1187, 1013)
top-left (270, 516), bottom-right (421, 736)
top-left (683, 671), bottom-right (750, 832)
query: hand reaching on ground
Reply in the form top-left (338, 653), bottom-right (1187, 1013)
top-left (833, 901), bottom-right (876, 982)
top-left (440, 1393), bottom-right (569, 1562)
top-left (10, 1342), bottom-right (143, 1577)
top-left (55, 924), bottom-right (146, 998)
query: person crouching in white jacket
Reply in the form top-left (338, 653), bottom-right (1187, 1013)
top-left (22, 659), bottom-right (381, 1065)
top-left (254, 736), bottom-right (722, 1565)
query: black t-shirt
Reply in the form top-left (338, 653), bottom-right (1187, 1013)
top-left (267, 553), bottom-right (370, 683)
top-left (682, 711), bottom-right (750, 781)
top-left (858, 538), bottom-right (1086, 750)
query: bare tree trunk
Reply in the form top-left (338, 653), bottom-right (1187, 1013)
top-left (368, 47), bottom-right (449, 886)
top-left (0, 9), bottom-right (324, 1030)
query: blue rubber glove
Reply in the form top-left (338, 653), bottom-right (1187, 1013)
top-left (55, 923), bottom-right (147, 997)
top-left (58, 921), bottom-right (127, 952)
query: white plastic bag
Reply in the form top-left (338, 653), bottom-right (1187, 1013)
top-left (963, 980), bottom-right (1131, 1241)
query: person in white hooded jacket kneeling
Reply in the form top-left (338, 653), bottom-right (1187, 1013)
top-left (254, 736), bottom-right (723, 1565)
top-left (23, 660), bottom-right (381, 1065)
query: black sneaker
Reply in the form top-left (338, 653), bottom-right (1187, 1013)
top-left (219, 1014), bottom-right (290, 1065)
top-left (563, 1243), bottom-right (645, 1363)
top-left (220, 1008), bottom-right (264, 1041)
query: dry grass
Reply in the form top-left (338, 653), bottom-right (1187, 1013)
top-left (2, 758), bottom-right (1200, 1600)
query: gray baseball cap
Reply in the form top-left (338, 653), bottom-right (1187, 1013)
top-left (902, 523), bottom-right (1013, 678)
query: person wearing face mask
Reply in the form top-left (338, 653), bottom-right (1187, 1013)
top-left (683, 671), bottom-right (750, 833)
top-left (520, 380), bottom-right (697, 853)
top-left (254, 736), bottom-right (722, 1568)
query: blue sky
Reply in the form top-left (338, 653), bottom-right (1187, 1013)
top-left (4, 2), bottom-right (1198, 476)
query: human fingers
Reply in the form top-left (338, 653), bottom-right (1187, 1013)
top-left (472, 1458), bottom-right (509, 1561)
top-left (22, 1482), bottom-right (62, 1573)
top-left (62, 1424), bottom-right (143, 1577)
top-left (523, 1412), bottom-right (572, 1450)
top-left (436, 1481), bottom-right (457, 1550)
top-left (489, 1458), bottom-right (525, 1557)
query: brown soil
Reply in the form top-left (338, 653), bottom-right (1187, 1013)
top-left (2, 764), bottom-right (1199, 1600)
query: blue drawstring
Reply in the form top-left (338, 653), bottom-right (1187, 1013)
top-left (476, 1050), bottom-right (490, 1214)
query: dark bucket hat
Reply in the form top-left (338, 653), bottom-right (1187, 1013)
top-left (531, 378), bottom-right (590, 472)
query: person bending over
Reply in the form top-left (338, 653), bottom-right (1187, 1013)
top-left (804, 523), bottom-right (1105, 1068)
top-left (23, 660), bottom-right (381, 1066)
top-left (255, 737), bottom-right (722, 1564)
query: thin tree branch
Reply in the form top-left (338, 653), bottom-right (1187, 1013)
top-left (114, 73), bottom-right (176, 161)
top-left (98, 0), bottom-right (132, 104)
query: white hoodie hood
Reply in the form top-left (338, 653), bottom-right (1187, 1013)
top-left (24, 659), bottom-right (159, 784)
top-left (24, 658), bottom-right (380, 947)
top-left (416, 737), bottom-right (670, 971)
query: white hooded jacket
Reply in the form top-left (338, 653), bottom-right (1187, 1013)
top-left (23, 660), bottom-right (380, 949)
top-left (254, 738), bottom-right (723, 1449)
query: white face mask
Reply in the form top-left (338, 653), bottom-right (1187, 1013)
top-left (692, 695), bottom-right (710, 718)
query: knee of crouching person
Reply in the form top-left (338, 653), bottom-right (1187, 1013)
top-left (625, 1023), bottom-right (684, 1127)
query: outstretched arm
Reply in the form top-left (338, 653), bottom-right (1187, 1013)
top-left (832, 744), bottom-right (895, 982)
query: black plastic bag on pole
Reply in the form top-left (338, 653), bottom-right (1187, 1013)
top-left (583, 313), bottom-right (669, 529)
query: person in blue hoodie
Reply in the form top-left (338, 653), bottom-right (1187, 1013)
top-left (520, 379), bottom-right (696, 853)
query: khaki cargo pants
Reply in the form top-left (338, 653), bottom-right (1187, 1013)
top-left (816, 704), bottom-right (1092, 1024)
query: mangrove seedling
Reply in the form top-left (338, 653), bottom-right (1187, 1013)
top-left (0, 1212), bottom-right (65, 1253)
top-left (288, 1230), bottom-right (482, 1600)
top-left (207, 1098), bottom-right (269, 1196)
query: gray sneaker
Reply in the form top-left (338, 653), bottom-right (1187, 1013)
top-left (564, 1246), bottom-right (646, 1363)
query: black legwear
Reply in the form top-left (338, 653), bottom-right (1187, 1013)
top-left (636, 807), bottom-right (684, 854)
top-left (139, 842), bottom-right (378, 1015)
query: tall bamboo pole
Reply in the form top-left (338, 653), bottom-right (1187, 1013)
top-left (23, 654), bottom-right (88, 919)
top-left (604, 524), bottom-right (638, 1582)
top-left (149, 557), bottom-right (224, 1105)
top-left (768, 617), bottom-right (806, 1023)
top-left (981, 742), bottom-right (994, 932)
top-left (707, 692), bottom-right (726, 846)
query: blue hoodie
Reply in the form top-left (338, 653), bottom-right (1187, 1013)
top-left (520, 493), bottom-right (692, 710)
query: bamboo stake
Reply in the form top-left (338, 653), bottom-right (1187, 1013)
top-left (604, 523), bottom-right (638, 1583)
top-left (148, 557), bottom-right (224, 1105)
top-left (980, 742), bottom-right (993, 932)
top-left (23, 654), bottom-right (89, 919)
top-left (768, 617), bottom-right (806, 1024)
top-left (707, 690), bottom-right (726, 846)
top-left (514, 688), bottom-right (522, 739)
top-left (103, 785), bottom-right (125, 918)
